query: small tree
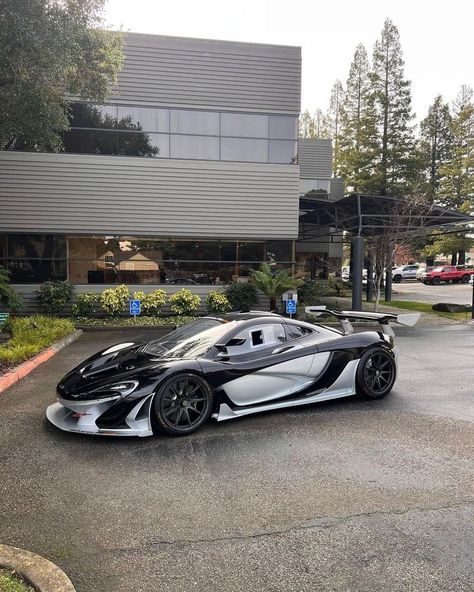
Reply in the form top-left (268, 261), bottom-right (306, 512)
top-left (249, 263), bottom-right (303, 311)
top-left (0, 266), bottom-right (22, 311)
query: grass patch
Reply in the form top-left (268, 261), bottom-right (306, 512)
top-left (0, 569), bottom-right (34, 592)
top-left (0, 316), bottom-right (75, 373)
top-left (74, 315), bottom-right (199, 328)
top-left (385, 300), bottom-right (470, 321)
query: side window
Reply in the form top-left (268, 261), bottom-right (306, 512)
top-left (224, 324), bottom-right (286, 356)
top-left (286, 324), bottom-right (314, 341)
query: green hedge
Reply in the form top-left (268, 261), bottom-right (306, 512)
top-left (73, 315), bottom-right (198, 328)
top-left (0, 316), bottom-right (75, 370)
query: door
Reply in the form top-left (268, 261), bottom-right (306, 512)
top-left (216, 323), bottom-right (330, 406)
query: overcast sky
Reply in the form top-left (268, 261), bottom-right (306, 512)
top-left (104, 0), bottom-right (473, 124)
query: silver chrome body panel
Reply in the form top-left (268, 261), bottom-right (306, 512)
top-left (213, 359), bottom-right (359, 421)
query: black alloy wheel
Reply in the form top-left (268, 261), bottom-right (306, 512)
top-left (152, 373), bottom-right (213, 436)
top-left (356, 348), bottom-right (396, 399)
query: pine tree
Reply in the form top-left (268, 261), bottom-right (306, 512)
top-left (299, 110), bottom-right (315, 138)
top-left (314, 108), bottom-right (332, 138)
top-left (327, 80), bottom-right (345, 173)
top-left (338, 43), bottom-right (378, 193)
top-left (438, 85), bottom-right (474, 211)
top-left (370, 19), bottom-right (416, 196)
top-left (419, 96), bottom-right (453, 203)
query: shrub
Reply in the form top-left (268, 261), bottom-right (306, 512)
top-left (133, 289), bottom-right (167, 316)
top-left (36, 280), bottom-right (74, 314)
top-left (0, 316), bottom-right (75, 369)
top-left (225, 282), bottom-right (258, 311)
top-left (71, 292), bottom-right (100, 317)
top-left (169, 289), bottom-right (201, 315)
top-left (206, 290), bottom-right (231, 314)
top-left (327, 277), bottom-right (347, 297)
top-left (0, 265), bottom-right (22, 311)
top-left (249, 263), bottom-right (303, 311)
top-left (100, 284), bottom-right (130, 317)
top-left (298, 280), bottom-right (323, 305)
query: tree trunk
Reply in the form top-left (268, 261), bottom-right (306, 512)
top-left (270, 297), bottom-right (277, 312)
top-left (458, 251), bottom-right (465, 265)
top-left (425, 257), bottom-right (434, 267)
top-left (450, 252), bottom-right (457, 265)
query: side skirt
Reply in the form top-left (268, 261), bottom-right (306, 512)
top-left (213, 359), bottom-right (359, 422)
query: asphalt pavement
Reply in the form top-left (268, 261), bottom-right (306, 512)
top-left (393, 279), bottom-right (473, 305)
top-left (0, 327), bottom-right (473, 592)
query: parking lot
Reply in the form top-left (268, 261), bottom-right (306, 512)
top-left (393, 279), bottom-right (473, 306)
top-left (0, 326), bottom-right (473, 592)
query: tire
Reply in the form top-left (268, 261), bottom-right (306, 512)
top-left (393, 274), bottom-right (402, 283)
top-left (432, 277), bottom-right (441, 285)
top-left (356, 347), bottom-right (396, 400)
top-left (461, 275), bottom-right (470, 283)
top-left (152, 373), bottom-right (213, 436)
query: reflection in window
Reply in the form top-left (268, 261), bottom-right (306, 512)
top-left (117, 107), bottom-right (169, 132)
top-left (269, 116), bottom-right (297, 140)
top-left (221, 113), bottom-right (268, 138)
top-left (170, 135), bottom-right (219, 160)
top-left (221, 138), bottom-right (268, 162)
top-left (269, 140), bottom-right (298, 164)
top-left (6, 234), bottom-right (67, 283)
top-left (170, 110), bottom-right (220, 136)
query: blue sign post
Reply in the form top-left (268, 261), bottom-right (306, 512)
top-left (286, 299), bottom-right (297, 317)
top-left (130, 299), bottom-right (141, 318)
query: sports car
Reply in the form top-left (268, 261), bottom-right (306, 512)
top-left (46, 308), bottom-right (419, 437)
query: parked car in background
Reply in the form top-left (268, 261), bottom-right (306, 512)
top-left (392, 264), bottom-right (422, 283)
top-left (419, 265), bottom-right (474, 285)
top-left (469, 274), bottom-right (474, 287)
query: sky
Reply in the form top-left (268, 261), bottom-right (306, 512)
top-left (104, 0), bottom-right (473, 124)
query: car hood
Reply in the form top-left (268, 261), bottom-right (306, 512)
top-left (56, 341), bottom-right (173, 399)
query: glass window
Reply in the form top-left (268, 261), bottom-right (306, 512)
top-left (117, 107), bottom-right (169, 133)
top-left (170, 135), bottom-right (219, 160)
top-left (69, 103), bottom-right (118, 129)
top-left (63, 129), bottom-right (118, 155)
top-left (170, 110), bottom-right (219, 135)
top-left (148, 133), bottom-right (169, 158)
top-left (221, 113), bottom-right (268, 138)
top-left (6, 234), bottom-right (67, 283)
top-left (269, 140), bottom-right (298, 164)
top-left (221, 138), bottom-right (268, 162)
top-left (118, 131), bottom-right (162, 157)
top-left (269, 116), bottom-right (297, 140)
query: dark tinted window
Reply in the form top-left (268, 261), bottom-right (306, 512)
top-left (286, 324), bottom-right (314, 340)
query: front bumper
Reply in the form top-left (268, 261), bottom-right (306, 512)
top-left (46, 395), bottom-right (154, 437)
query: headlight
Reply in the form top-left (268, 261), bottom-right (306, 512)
top-left (89, 380), bottom-right (140, 399)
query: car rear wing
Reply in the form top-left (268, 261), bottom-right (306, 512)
top-left (305, 306), bottom-right (420, 336)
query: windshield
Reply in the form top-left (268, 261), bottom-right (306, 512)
top-left (432, 267), bottom-right (445, 272)
top-left (160, 322), bottom-right (237, 359)
top-left (145, 318), bottom-right (233, 356)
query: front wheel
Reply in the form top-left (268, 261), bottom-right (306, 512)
top-left (461, 275), bottom-right (470, 283)
top-left (432, 277), bottom-right (441, 285)
top-left (152, 373), bottom-right (213, 436)
top-left (356, 348), bottom-right (396, 399)
top-left (393, 274), bottom-right (402, 283)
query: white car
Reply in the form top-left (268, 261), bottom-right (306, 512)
top-left (392, 265), bottom-right (422, 283)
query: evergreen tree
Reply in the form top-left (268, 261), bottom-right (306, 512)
top-left (369, 19), bottom-right (416, 196)
top-left (314, 108), bottom-right (332, 138)
top-left (327, 80), bottom-right (345, 173)
top-left (438, 85), bottom-right (474, 211)
top-left (299, 110), bottom-right (315, 138)
top-left (419, 96), bottom-right (453, 203)
top-left (338, 44), bottom-right (378, 193)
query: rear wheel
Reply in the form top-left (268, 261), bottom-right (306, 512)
top-left (393, 274), bottom-right (402, 283)
top-left (461, 274), bottom-right (470, 283)
top-left (356, 348), bottom-right (396, 399)
top-left (152, 373), bottom-right (213, 436)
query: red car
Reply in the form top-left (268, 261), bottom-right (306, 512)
top-left (420, 265), bottom-right (473, 285)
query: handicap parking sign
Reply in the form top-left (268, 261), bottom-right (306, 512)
top-left (130, 299), bottom-right (141, 316)
top-left (286, 299), bottom-right (297, 314)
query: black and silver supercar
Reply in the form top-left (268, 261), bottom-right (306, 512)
top-left (46, 308), bottom-right (419, 437)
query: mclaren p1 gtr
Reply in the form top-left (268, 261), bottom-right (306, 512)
top-left (46, 308), bottom-right (419, 437)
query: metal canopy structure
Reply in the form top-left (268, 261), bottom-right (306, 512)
top-left (299, 193), bottom-right (472, 237)
top-left (299, 193), bottom-right (474, 311)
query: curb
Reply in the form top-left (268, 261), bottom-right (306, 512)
top-left (0, 544), bottom-right (75, 591)
top-left (0, 330), bottom-right (82, 394)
